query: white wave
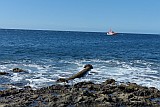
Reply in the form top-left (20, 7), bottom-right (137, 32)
top-left (0, 59), bottom-right (159, 90)
top-left (25, 77), bottom-right (55, 88)
top-left (61, 59), bottom-right (160, 89)
top-left (10, 73), bottom-right (23, 81)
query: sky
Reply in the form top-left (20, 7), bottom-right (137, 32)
top-left (0, 0), bottom-right (160, 33)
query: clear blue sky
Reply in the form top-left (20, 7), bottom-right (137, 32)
top-left (0, 0), bottom-right (160, 33)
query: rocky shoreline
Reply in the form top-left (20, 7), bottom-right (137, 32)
top-left (0, 79), bottom-right (160, 107)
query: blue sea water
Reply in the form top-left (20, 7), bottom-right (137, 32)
top-left (0, 29), bottom-right (160, 90)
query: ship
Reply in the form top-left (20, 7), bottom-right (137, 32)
top-left (107, 29), bottom-right (116, 35)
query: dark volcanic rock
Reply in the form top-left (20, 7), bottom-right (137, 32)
top-left (12, 68), bottom-right (26, 72)
top-left (103, 79), bottom-right (116, 85)
top-left (0, 72), bottom-right (9, 75)
top-left (0, 79), bottom-right (159, 107)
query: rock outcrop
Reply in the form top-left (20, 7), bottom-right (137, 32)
top-left (0, 79), bottom-right (159, 107)
top-left (57, 64), bottom-right (93, 83)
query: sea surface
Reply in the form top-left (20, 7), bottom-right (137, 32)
top-left (0, 29), bottom-right (160, 90)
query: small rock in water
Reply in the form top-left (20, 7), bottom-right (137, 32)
top-left (0, 72), bottom-right (9, 75)
top-left (12, 68), bottom-right (25, 72)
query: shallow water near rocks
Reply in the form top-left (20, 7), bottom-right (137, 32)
top-left (150, 97), bottom-right (160, 102)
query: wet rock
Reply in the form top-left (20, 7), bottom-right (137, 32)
top-left (0, 72), bottom-right (9, 75)
top-left (118, 84), bottom-right (126, 90)
top-left (0, 104), bottom-right (6, 107)
top-left (118, 93), bottom-right (130, 102)
top-left (48, 102), bottom-right (56, 107)
top-left (0, 88), bottom-right (22, 97)
top-left (74, 81), bottom-right (94, 88)
top-left (12, 68), bottom-right (25, 72)
top-left (104, 79), bottom-right (116, 85)
top-left (57, 64), bottom-right (93, 82)
top-left (96, 102), bottom-right (112, 107)
top-left (24, 86), bottom-right (32, 89)
top-left (95, 96), bottom-right (106, 102)
top-left (60, 94), bottom-right (72, 103)
top-left (56, 78), bottom-right (68, 83)
top-left (0, 79), bottom-right (160, 107)
top-left (31, 95), bottom-right (39, 99)
top-left (58, 103), bottom-right (68, 107)
top-left (76, 96), bottom-right (84, 102)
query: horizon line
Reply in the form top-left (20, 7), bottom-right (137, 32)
top-left (0, 28), bottom-right (159, 35)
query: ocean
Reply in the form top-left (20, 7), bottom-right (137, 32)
top-left (0, 29), bottom-right (159, 90)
